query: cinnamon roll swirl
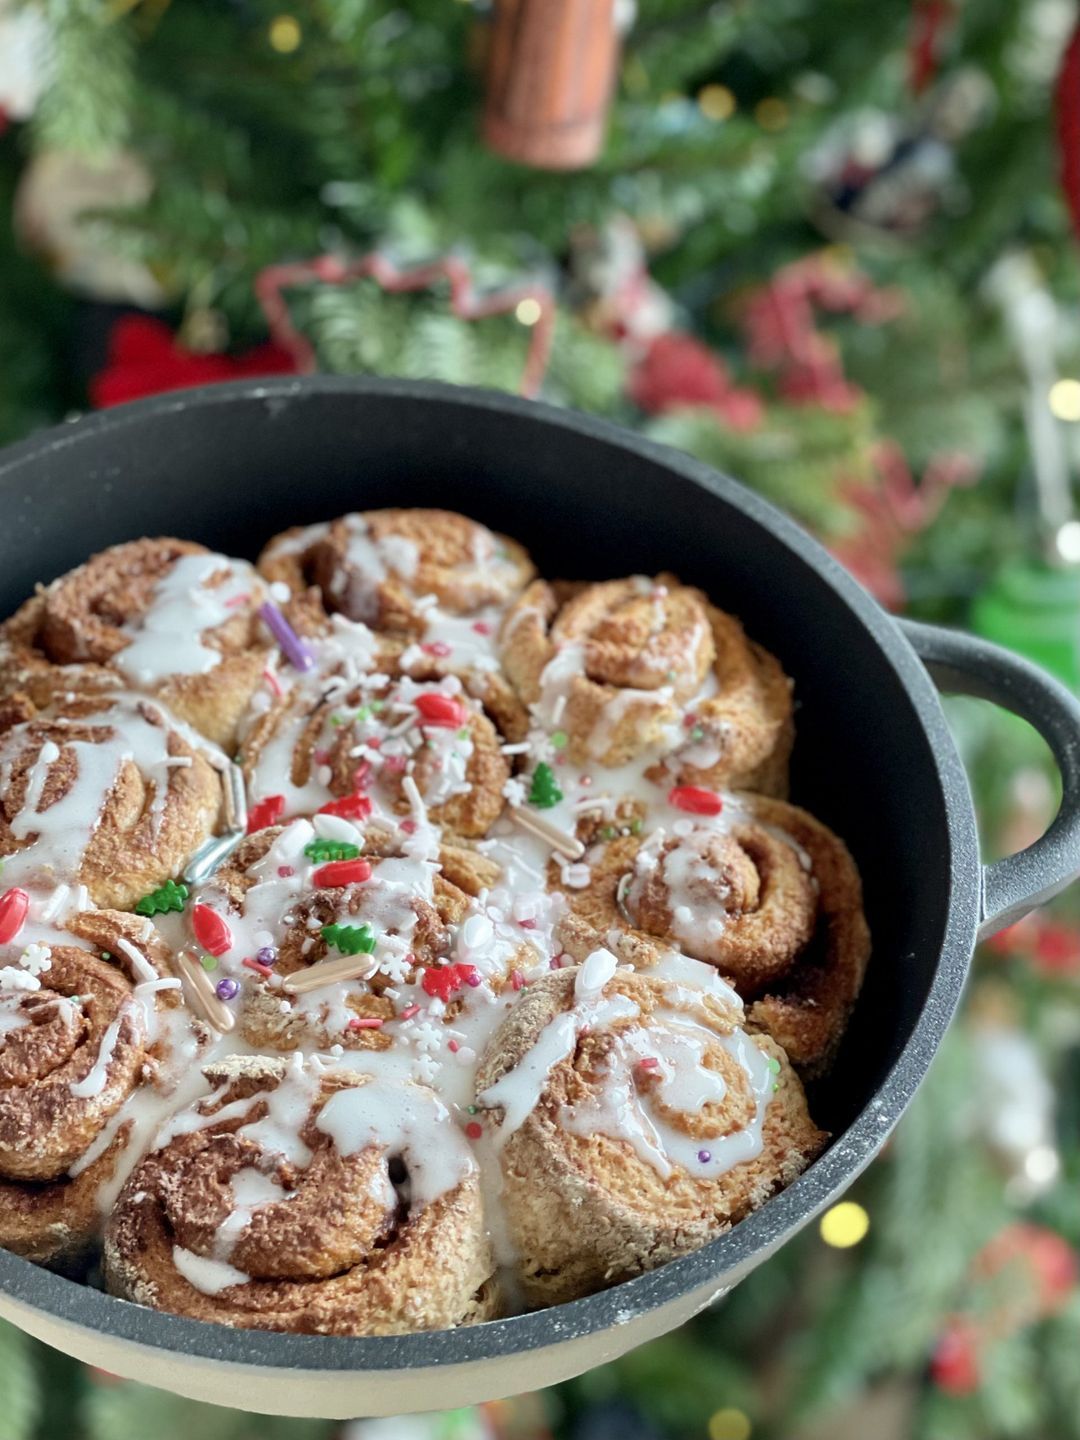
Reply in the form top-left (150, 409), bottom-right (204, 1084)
top-left (475, 952), bottom-right (825, 1307)
top-left (0, 914), bottom-right (182, 1268)
top-left (0, 540), bottom-right (271, 748)
top-left (259, 509), bottom-right (534, 633)
top-left (0, 696), bottom-right (224, 911)
top-left (240, 672), bottom-right (510, 840)
top-left (558, 794), bottom-right (871, 1076)
top-left (499, 575), bottom-right (792, 785)
top-left (104, 1055), bottom-right (498, 1334)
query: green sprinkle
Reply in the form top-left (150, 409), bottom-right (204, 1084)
top-left (629, 817), bottom-right (643, 834)
top-left (322, 923), bottom-right (377, 956)
top-left (370, 700), bottom-right (385, 713)
top-left (304, 838), bottom-right (362, 863)
top-left (134, 879), bottom-right (189, 917)
top-left (772, 1081), bottom-right (780, 1093)
top-left (329, 713), bottom-right (343, 727)
top-left (600, 825), bottom-right (617, 841)
top-left (666, 670), bottom-right (676, 682)
top-left (201, 955), bottom-right (218, 972)
top-left (467, 1105), bottom-right (478, 1115)
top-left (528, 761), bottom-right (563, 809)
top-left (767, 1056), bottom-right (781, 1074)
top-left (550, 730), bottom-right (568, 750)
top-left (457, 727), bottom-right (471, 740)
top-left (100, 952), bottom-right (111, 961)
top-left (692, 726), bottom-right (705, 741)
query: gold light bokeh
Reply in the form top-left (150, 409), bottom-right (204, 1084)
top-left (819, 1200), bottom-right (870, 1248)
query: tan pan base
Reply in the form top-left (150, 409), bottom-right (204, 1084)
top-left (0, 1279), bottom-right (730, 1418)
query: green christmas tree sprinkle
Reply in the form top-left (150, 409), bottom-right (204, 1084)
top-left (304, 839), bottom-right (362, 863)
top-left (321, 923), bottom-right (377, 955)
top-left (134, 879), bottom-right (189, 917)
top-left (528, 761), bottom-right (563, 809)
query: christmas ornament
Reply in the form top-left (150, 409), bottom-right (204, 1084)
top-left (482, 0), bottom-right (620, 170)
top-left (629, 334), bottom-right (764, 431)
top-left (1056, 13), bottom-right (1080, 245)
top-left (804, 71), bottom-right (992, 244)
top-left (13, 149), bottom-right (166, 307)
top-left (255, 252), bottom-right (555, 398)
top-left (567, 216), bottom-right (675, 349)
top-left (970, 558), bottom-right (1080, 689)
top-left (88, 314), bottom-right (296, 409)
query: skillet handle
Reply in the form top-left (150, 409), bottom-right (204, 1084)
top-left (899, 618), bottom-right (1080, 940)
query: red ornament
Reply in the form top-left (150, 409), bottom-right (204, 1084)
top-left (191, 904), bottom-right (233, 957)
top-left (931, 1320), bottom-right (981, 1396)
top-left (318, 794), bottom-right (373, 821)
top-left (667, 785), bottom-right (724, 816)
top-left (247, 794), bottom-right (286, 834)
top-left (0, 888), bottom-right (29, 944)
top-left (421, 963), bottom-right (481, 1001)
top-left (465, 1120), bottom-right (484, 1141)
top-left (629, 332), bottom-right (764, 432)
top-left (1057, 17), bottom-right (1080, 246)
top-left (312, 859), bottom-right (373, 888)
top-left (414, 693), bottom-right (469, 728)
top-left (89, 315), bottom-right (295, 410)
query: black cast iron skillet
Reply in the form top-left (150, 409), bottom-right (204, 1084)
top-left (0, 377), bottom-right (1077, 1417)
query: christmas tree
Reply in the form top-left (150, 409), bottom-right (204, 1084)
top-left (2, 2), bottom-right (1080, 1437)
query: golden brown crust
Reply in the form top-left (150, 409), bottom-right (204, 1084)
top-left (0, 699), bottom-right (223, 910)
top-left (258, 509), bottom-right (534, 631)
top-left (104, 1059), bottom-right (498, 1335)
top-left (0, 540), bottom-right (270, 749)
top-left (475, 968), bottom-right (825, 1306)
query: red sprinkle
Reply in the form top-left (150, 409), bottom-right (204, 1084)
top-left (313, 858), bottom-right (373, 887)
top-left (637, 1057), bottom-right (659, 1071)
top-left (400, 818), bottom-right (418, 834)
top-left (348, 1016), bottom-right (384, 1030)
top-left (247, 794), bottom-right (286, 834)
top-left (313, 748), bottom-right (331, 765)
top-left (682, 712), bottom-right (698, 729)
top-left (0, 888), bottom-right (29, 944)
top-left (262, 668), bottom-right (283, 698)
top-left (421, 963), bottom-right (481, 1002)
top-left (421, 641), bottom-right (452, 658)
top-left (517, 917), bottom-right (536, 930)
top-left (225, 593), bottom-right (251, 609)
top-left (448, 1039), bottom-right (460, 1053)
top-left (365, 737), bottom-right (382, 750)
top-left (277, 865), bottom-right (295, 878)
top-left (192, 904), bottom-right (233, 957)
top-left (318, 794), bottom-right (372, 821)
top-left (668, 784), bottom-right (724, 816)
top-left (465, 1121), bottom-right (483, 1140)
top-left (549, 955), bottom-right (563, 970)
top-left (382, 755), bottom-right (407, 774)
top-left (242, 957), bottom-right (273, 978)
top-left (472, 621), bottom-right (493, 636)
top-left (510, 969), bottom-right (525, 991)
top-left (415, 693), bottom-right (468, 728)
top-left (398, 1004), bottom-right (421, 1021)
top-left (353, 761), bottom-right (372, 790)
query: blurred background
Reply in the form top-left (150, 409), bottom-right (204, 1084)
top-left (2, 1), bottom-right (1080, 1436)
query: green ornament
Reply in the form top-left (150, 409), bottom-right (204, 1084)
top-left (304, 839), bottom-right (362, 863)
top-left (321, 923), bottom-right (377, 955)
top-left (134, 879), bottom-right (189, 917)
top-left (971, 558), bottom-right (1080, 690)
top-left (528, 761), bottom-right (563, 809)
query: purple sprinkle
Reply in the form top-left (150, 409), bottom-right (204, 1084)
top-left (216, 978), bottom-right (240, 1001)
top-left (697, 1149), bottom-right (712, 1164)
top-left (259, 602), bottom-right (314, 673)
top-left (256, 946), bottom-right (277, 967)
top-left (465, 972), bottom-right (483, 987)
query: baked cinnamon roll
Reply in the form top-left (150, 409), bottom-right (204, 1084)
top-left (259, 509), bottom-right (534, 633)
top-left (0, 696), bottom-right (224, 911)
top-left (0, 914), bottom-right (183, 1268)
top-left (499, 575), bottom-right (791, 785)
top-left (241, 672), bottom-right (510, 840)
top-left (0, 540), bottom-right (271, 748)
top-left (558, 793), bottom-right (871, 1076)
top-left (185, 817), bottom-right (470, 1052)
top-left (104, 1055), bottom-right (498, 1334)
top-left (474, 952), bottom-right (825, 1307)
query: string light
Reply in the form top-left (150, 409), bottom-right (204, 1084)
top-left (1049, 378), bottom-right (1080, 421)
top-left (698, 84), bottom-right (736, 121)
top-left (819, 1200), bottom-right (870, 1248)
top-left (268, 14), bottom-right (301, 52)
top-left (708, 1408), bottom-right (752, 1440)
top-left (1055, 522), bottom-right (1080, 564)
top-left (755, 97), bottom-right (789, 131)
top-left (515, 298), bottom-right (542, 326)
